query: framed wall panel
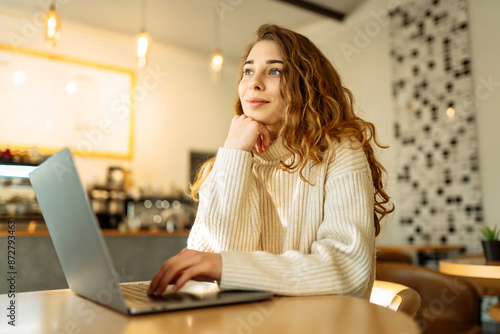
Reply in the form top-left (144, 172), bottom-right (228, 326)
top-left (0, 43), bottom-right (135, 159)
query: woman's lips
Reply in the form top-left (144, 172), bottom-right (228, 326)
top-left (246, 98), bottom-right (269, 108)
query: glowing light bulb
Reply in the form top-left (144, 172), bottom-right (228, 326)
top-left (136, 32), bottom-right (151, 68)
top-left (446, 107), bottom-right (455, 118)
top-left (210, 50), bottom-right (223, 73)
top-left (45, 5), bottom-right (60, 47)
top-left (47, 17), bottom-right (57, 30)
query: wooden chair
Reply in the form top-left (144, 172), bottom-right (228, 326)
top-left (370, 280), bottom-right (421, 319)
top-left (376, 249), bottom-right (413, 264)
top-left (376, 262), bottom-right (482, 334)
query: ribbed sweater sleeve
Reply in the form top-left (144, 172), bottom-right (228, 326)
top-left (188, 140), bottom-right (376, 299)
top-left (187, 147), bottom-right (261, 252)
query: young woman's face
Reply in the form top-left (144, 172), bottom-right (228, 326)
top-left (238, 40), bottom-right (285, 136)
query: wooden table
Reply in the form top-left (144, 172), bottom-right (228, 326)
top-left (379, 244), bottom-right (466, 265)
top-left (439, 255), bottom-right (500, 295)
top-left (0, 289), bottom-right (420, 334)
top-left (439, 256), bottom-right (500, 279)
top-left (440, 256), bottom-right (500, 322)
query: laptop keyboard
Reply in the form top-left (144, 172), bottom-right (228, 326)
top-left (121, 283), bottom-right (197, 305)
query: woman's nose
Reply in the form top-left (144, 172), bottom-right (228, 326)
top-left (249, 73), bottom-right (264, 90)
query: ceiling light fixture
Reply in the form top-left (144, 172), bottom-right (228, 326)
top-left (44, 2), bottom-right (61, 47)
top-left (136, 0), bottom-right (152, 68)
top-left (210, 49), bottom-right (223, 73)
top-left (210, 7), bottom-right (223, 81)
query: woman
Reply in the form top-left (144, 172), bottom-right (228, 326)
top-left (148, 24), bottom-right (394, 299)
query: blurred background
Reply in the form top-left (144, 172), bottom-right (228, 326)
top-left (0, 0), bottom-right (498, 246)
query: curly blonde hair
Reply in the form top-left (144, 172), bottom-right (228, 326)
top-left (190, 24), bottom-right (394, 236)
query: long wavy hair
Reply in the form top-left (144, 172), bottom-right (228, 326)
top-left (190, 24), bottom-right (394, 236)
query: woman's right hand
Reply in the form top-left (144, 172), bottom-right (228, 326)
top-left (223, 115), bottom-right (272, 153)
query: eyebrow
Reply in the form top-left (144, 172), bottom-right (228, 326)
top-left (244, 59), bottom-right (284, 66)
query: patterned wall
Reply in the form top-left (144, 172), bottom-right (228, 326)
top-left (389, 0), bottom-right (483, 251)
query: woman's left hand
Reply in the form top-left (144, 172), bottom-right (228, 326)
top-left (147, 248), bottom-right (222, 295)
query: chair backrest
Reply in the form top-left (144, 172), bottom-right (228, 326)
top-left (371, 280), bottom-right (421, 318)
top-left (376, 262), bottom-right (480, 327)
top-left (376, 249), bottom-right (413, 263)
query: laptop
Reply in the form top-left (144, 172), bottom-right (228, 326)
top-left (29, 147), bottom-right (273, 315)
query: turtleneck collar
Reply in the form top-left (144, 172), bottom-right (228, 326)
top-left (253, 137), bottom-right (292, 162)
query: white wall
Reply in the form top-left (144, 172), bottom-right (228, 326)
top-left (0, 8), bottom-right (238, 195)
top-left (300, 0), bottom-right (500, 245)
top-left (468, 0), bottom-right (500, 231)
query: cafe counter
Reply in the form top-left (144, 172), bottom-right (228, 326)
top-left (0, 229), bottom-right (189, 294)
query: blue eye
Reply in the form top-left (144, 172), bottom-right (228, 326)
top-left (270, 69), bottom-right (281, 75)
top-left (243, 68), bottom-right (254, 75)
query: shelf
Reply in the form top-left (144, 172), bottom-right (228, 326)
top-left (0, 160), bottom-right (39, 167)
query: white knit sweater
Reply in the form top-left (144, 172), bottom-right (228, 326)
top-left (187, 138), bottom-right (376, 299)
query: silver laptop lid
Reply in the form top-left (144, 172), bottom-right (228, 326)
top-left (29, 148), bottom-right (127, 314)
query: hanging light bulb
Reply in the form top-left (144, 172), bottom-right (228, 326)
top-left (136, 31), bottom-right (151, 68)
top-left (45, 3), bottom-right (61, 47)
top-left (210, 49), bottom-right (223, 73)
top-left (136, 0), bottom-right (151, 68)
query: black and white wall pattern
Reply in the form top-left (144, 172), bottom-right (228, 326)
top-left (389, 0), bottom-right (482, 251)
